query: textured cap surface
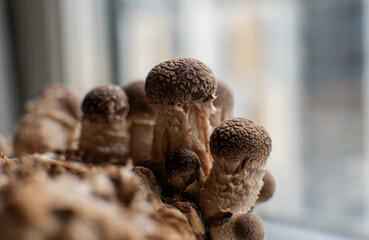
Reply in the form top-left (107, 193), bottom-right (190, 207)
top-left (82, 85), bottom-right (128, 116)
top-left (145, 58), bottom-right (216, 105)
top-left (233, 213), bottom-right (264, 240)
top-left (165, 149), bottom-right (200, 191)
top-left (165, 149), bottom-right (200, 175)
top-left (213, 81), bottom-right (233, 109)
top-left (210, 118), bottom-right (271, 163)
top-left (123, 81), bottom-right (154, 116)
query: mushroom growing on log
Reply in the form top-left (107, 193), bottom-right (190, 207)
top-left (123, 81), bottom-right (155, 166)
top-left (257, 170), bottom-right (276, 204)
top-left (165, 149), bottom-right (201, 197)
top-left (200, 118), bottom-right (272, 220)
top-left (145, 58), bottom-right (216, 178)
top-left (13, 84), bottom-right (81, 155)
top-left (78, 85), bottom-right (130, 164)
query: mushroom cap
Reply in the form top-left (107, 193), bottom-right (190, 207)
top-left (210, 118), bottom-right (271, 166)
top-left (82, 85), bottom-right (128, 117)
top-left (233, 213), bottom-right (264, 240)
top-left (25, 83), bottom-right (82, 120)
top-left (257, 170), bottom-right (276, 203)
top-left (165, 149), bottom-right (200, 191)
top-left (123, 81), bottom-right (154, 117)
top-left (213, 81), bottom-right (233, 110)
top-left (145, 58), bottom-right (216, 105)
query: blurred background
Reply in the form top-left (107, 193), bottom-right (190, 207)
top-left (0, 0), bottom-right (368, 239)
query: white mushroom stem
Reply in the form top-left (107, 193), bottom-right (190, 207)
top-left (129, 118), bottom-right (155, 165)
top-left (79, 118), bottom-right (130, 164)
top-left (200, 160), bottom-right (265, 219)
top-left (151, 101), bottom-right (214, 177)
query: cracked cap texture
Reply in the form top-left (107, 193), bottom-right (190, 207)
top-left (82, 85), bottom-right (128, 116)
top-left (145, 58), bottom-right (216, 105)
top-left (210, 118), bottom-right (272, 165)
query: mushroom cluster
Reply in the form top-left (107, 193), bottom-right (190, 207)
top-left (0, 58), bottom-right (275, 240)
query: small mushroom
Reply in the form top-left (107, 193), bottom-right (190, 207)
top-left (200, 118), bottom-right (272, 220)
top-left (78, 85), bottom-right (130, 164)
top-left (210, 81), bottom-right (234, 129)
top-left (145, 58), bottom-right (216, 178)
top-left (165, 149), bottom-right (201, 196)
top-left (208, 212), bottom-right (265, 240)
top-left (257, 170), bottom-right (276, 204)
top-left (123, 81), bottom-right (155, 166)
top-left (13, 84), bottom-right (82, 155)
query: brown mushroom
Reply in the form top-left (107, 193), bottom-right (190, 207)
top-left (145, 58), bottom-right (216, 178)
top-left (13, 84), bottom-right (82, 155)
top-left (200, 118), bottom-right (272, 220)
top-left (165, 149), bottom-right (201, 196)
top-left (78, 84), bottom-right (130, 164)
top-left (208, 212), bottom-right (265, 240)
top-left (123, 81), bottom-right (155, 166)
top-left (257, 170), bottom-right (276, 204)
top-left (210, 81), bottom-right (234, 129)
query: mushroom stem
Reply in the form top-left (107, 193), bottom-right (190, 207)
top-left (78, 85), bottom-right (130, 164)
top-left (201, 163), bottom-right (266, 219)
top-left (145, 58), bottom-right (217, 179)
top-left (152, 101), bottom-right (213, 177)
top-left (129, 119), bottom-right (154, 165)
top-left (79, 117), bottom-right (130, 164)
top-left (200, 118), bottom-right (272, 220)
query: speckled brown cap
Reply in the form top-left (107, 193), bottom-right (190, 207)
top-left (165, 149), bottom-right (200, 191)
top-left (257, 170), bottom-right (276, 203)
top-left (233, 213), bottom-right (264, 240)
top-left (145, 58), bottom-right (216, 105)
top-left (123, 81), bottom-right (154, 117)
top-left (213, 81), bottom-right (233, 109)
top-left (82, 85), bottom-right (128, 118)
top-left (210, 118), bottom-right (272, 165)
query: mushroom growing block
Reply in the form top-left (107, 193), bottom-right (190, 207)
top-left (210, 81), bottom-right (234, 129)
top-left (145, 58), bottom-right (216, 177)
top-left (78, 85), bottom-right (130, 164)
top-left (123, 81), bottom-right (155, 166)
top-left (200, 118), bottom-right (272, 220)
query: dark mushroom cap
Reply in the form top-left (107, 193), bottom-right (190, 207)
top-left (145, 58), bottom-right (216, 105)
top-left (213, 81), bottom-right (233, 110)
top-left (210, 118), bottom-right (271, 165)
top-left (257, 170), bottom-right (276, 203)
top-left (123, 81), bottom-right (154, 117)
top-left (165, 149), bottom-right (200, 190)
top-left (82, 85), bottom-right (128, 118)
top-left (233, 213), bottom-right (264, 240)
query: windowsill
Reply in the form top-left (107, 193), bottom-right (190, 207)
top-left (264, 219), bottom-right (366, 240)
